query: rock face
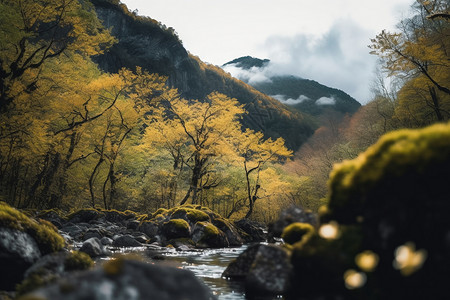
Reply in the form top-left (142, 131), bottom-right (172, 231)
top-left (91, 0), bottom-right (315, 150)
top-left (21, 257), bottom-right (215, 300)
top-left (223, 244), bottom-right (292, 296)
top-left (0, 228), bottom-right (41, 291)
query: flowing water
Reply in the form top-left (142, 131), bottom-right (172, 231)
top-left (109, 245), bottom-right (284, 299)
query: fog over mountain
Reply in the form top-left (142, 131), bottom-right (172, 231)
top-left (223, 56), bottom-right (361, 116)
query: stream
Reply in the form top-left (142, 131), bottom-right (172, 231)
top-left (107, 245), bottom-right (284, 300)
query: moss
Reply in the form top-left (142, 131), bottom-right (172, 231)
top-left (196, 222), bottom-right (220, 237)
top-left (161, 219), bottom-right (191, 239)
top-left (0, 202), bottom-right (64, 255)
top-left (326, 122), bottom-right (450, 223)
top-left (281, 222), bottom-right (315, 245)
top-left (151, 208), bottom-right (168, 218)
top-left (64, 251), bottom-right (94, 271)
top-left (165, 218), bottom-right (190, 231)
top-left (170, 207), bottom-right (210, 223)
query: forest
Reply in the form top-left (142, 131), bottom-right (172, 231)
top-left (0, 0), bottom-right (449, 222)
top-left (1, 0), bottom-right (449, 299)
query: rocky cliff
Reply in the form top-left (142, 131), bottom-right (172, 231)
top-left (91, 0), bottom-right (314, 150)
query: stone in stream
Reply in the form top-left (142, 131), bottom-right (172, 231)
top-left (223, 243), bottom-right (292, 296)
top-left (19, 256), bottom-right (215, 300)
top-left (79, 237), bottom-right (105, 257)
top-left (112, 234), bottom-right (142, 247)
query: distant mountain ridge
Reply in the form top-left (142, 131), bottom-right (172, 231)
top-left (90, 0), bottom-right (315, 150)
top-left (222, 56), bottom-right (361, 116)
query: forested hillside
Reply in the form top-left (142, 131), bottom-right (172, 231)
top-left (90, 0), bottom-right (315, 151)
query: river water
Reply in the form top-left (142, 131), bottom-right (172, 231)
top-left (109, 245), bottom-right (284, 300)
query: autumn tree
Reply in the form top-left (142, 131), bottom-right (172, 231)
top-left (0, 0), bottom-right (115, 110)
top-left (145, 92), bottom-right (245, 206)
top-left (370, 0), bottom-right (450, 122)
top-left (230, 129), bottom-right (292, 219)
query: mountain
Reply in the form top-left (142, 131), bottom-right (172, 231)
top-left (90, 0), bottom-right (315, 150)
top-left (222, 57), bottom-right (361, 116)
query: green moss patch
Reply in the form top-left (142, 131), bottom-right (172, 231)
top-left (281, 222), bottom-right (315, 245)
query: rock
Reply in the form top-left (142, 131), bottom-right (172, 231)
top-left (60, 224), bottom-right (85, 240)
top-left (126, 220), bottom-right (140, 230)
top-left (234, 219), bottom-right (267, 242)
top-left (82, 228), bottom-right (104, 241)
top-left (223, 244), bottom-right (292, 296)
top-left (160, 219), bottom-right (191, 241)
top-left (112, 235), bottom-right (142, 247)
top-left (20, 256), bottom-right (215, 300)
top-left (213, 218), bottom-right (243, 246)
top-left (291, 123), bottom-right (450, 299)
top-left (192, 222), bottom-right (228, 248)
top-left (139, 221), bottom-right (159, 238)
top-left (79, 237), bottom-right (104, 257)
top-left (132, 234), bottom-right (149, 244)
top-left (100, 237), bottom-right (113, 246)
top-left (268, 206), bottom-right (317, 242)
top-left (0, 228), bottom-right (41, 291)
top-left (37, 210), bottom-right (65, 229)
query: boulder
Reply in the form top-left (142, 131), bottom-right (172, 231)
top-left (212, 218), bottom-right (243, 246)
top-left (0, 228), bottom-right (41, 291)
top-left (79, 237), bottom-right (104, 257)
top-left (234, 219), bottom-right (267, 242)
top-left (191, 222), bottom-right (228, 248)
top-left (138, 221), bottom-right (159, 238)
top-left (291, 123), bottom-right (450, 299)
top-left (223, 244), bottom-right (292, 296)
top-left (19, 256), bottom-right (215, 300)
top-left (160, 219), bottom-right (191, 241)
top-left (112, 235), bottom-right (142, 247)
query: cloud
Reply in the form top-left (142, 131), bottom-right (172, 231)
top-left (271, 94), bottom-right (310, 105)
top-left (222, 64), bottom-right (272, 85)
top-left (316, 96), bottom-right (336, 106)
top-left (259, 19), bottom-right (377, 104)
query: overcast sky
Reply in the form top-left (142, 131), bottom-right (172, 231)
top-left (120, 0), bottom-right (413, 104)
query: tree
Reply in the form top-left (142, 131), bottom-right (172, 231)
top-left (145, 92), bottom-right (245, 205)
top-left (231, 129), bottom-right (292, 219)
top-left (0, 0), bottom-right (115, 110)
top-left (369, 0), bottom-right (450, 122)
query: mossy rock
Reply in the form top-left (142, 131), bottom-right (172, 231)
top-left (281, 222), bottom-right (314, 245)
top-left (316, 123), bottom-right (450, 298)
top-left (326, 122), bottom-right (450, 225)
top-left (212, 218), bottom-right (243, 246)
top-left (151, 208), bottom-right (169, 219)
top-left (170, 207), bottom-right (210, 224)
top-left (160, 219), bottom-right (191, 240)
top-left (192, 222), bottom-right (228, 248)
top-left (0, 202), bottom-right (64, 255)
